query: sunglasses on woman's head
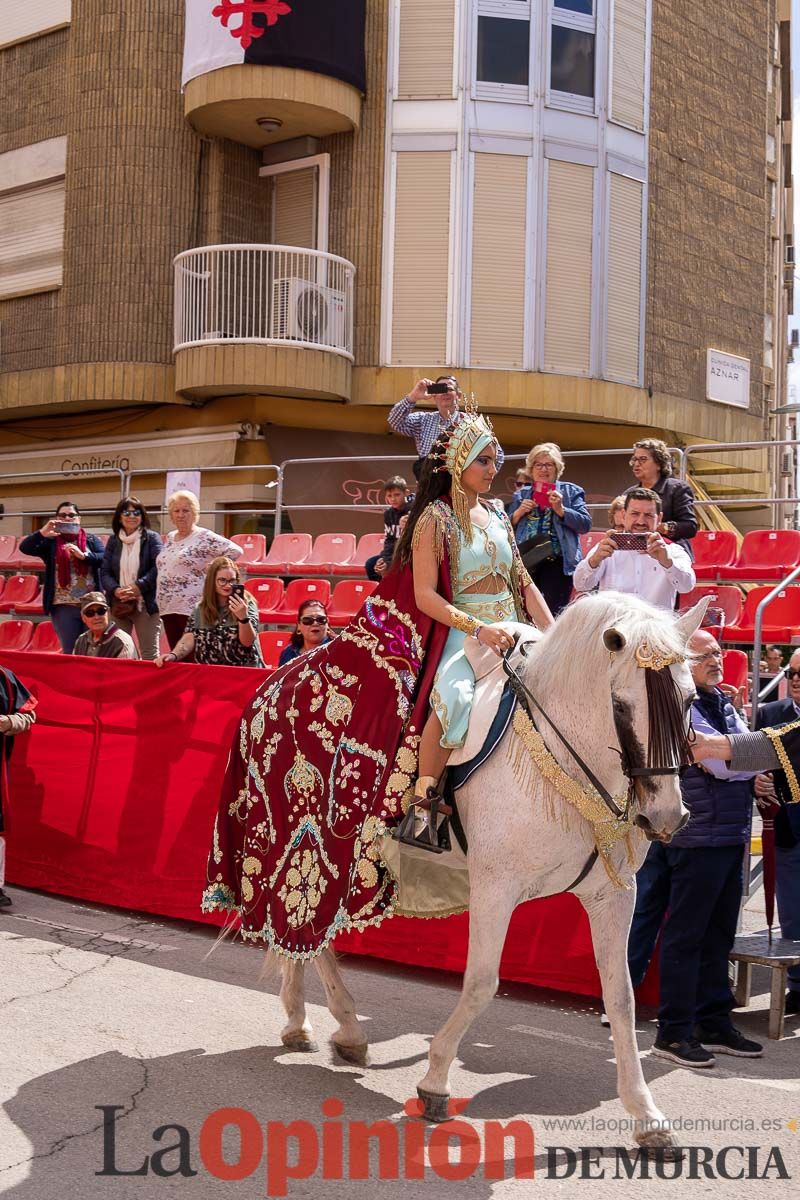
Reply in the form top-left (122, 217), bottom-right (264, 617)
top-left (300, 615), bottom-right (327, 626)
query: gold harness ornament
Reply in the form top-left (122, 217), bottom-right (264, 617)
top-left (634, 641), bottom-right (685, 672)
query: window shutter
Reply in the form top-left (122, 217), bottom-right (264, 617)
top-left (397, 0), bottom-right (456, 99)
top-left (470, 153), bottom-right (527, 368)
top-left (606, 172), bottom-right (643, 384)
top-left (0, 0), bottom-right (71, 47)
top-left (271, 168), bottom-right (317, 249)
top-left (391, 151), bottom-right (451, 364)
top-left (611, 0), bottom-right (647, 131)
top-left (543, 160), bottom-right (593, 374)
top-left (0, 179), bottom-right (65, 299)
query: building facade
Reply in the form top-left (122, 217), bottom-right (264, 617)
top-left (0, 1), bottom-right (793, 532)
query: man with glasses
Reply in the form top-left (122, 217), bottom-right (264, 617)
top-left (634, 629), bottom-right (762, 1068)
top-left (19, 501), bottom-right (106, 653)
top-left (72, 592), bottom-right (138, 659)
top-left (755, 648), bottom-right (800, 1015)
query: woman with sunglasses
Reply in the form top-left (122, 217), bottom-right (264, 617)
top-left (626, 439), bottom-right (698, 556)
top-left (278, 600), bottom-right (331, 667)
top-left (19, 501), bottom-right (106, 653)
top-left (100, 497), bottom-right (163, 660)
top-left (155, 557), bottom-right (263, 668)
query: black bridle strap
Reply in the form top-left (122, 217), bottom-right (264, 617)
top-left (501, 647), bottom-right (628, 821)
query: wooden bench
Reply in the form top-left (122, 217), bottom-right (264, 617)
top-left (730, 931), bottom-right (800, 1040)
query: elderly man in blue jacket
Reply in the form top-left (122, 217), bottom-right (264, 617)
top-left (648, 628), bottom-right (762, 1069)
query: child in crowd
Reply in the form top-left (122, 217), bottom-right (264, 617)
top-left (365, 476), bottom-right (414, 581)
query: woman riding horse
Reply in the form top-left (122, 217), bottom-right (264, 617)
top-left (202, 399), bottom-right (552, 953)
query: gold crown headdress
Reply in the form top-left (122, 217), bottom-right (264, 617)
top-left (428, 394), bottom-right (497, 537)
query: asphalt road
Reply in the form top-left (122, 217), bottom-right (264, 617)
top-left (0, 885), bottom-right (798, 1199)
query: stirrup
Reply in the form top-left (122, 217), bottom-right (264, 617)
top-left (392, 787), bottom-right (451, 854)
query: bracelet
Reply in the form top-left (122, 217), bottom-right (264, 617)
top-left (237, 617), bottom-right (250, 624)
top-left (450, 609), bottom-right (481, 638)
top-left (167, 652), bottom-right (177, 662)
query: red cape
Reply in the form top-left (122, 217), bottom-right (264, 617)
top-left (202, 557), bottom-right (452, 958)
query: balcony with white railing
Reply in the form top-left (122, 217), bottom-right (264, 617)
top-left (173, 244), bottom-right (356, 401)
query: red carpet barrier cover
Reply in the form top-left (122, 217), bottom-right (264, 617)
top-left (1, 651), bottom-right (656, 1002)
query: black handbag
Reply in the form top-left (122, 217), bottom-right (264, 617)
top-left (517, 534), bottom-right (554, 571)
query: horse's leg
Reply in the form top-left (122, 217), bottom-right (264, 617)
top-left (580, 885), bottom-right (679, 1156)
top-left (417, 882), bottom-right (517, 1122)
top-left (314, 947), bottom-right (369, 1066)
top-left (278, 956), bottom-right (318, 1052)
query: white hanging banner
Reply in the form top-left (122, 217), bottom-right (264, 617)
top-left (165, 470), bottom-right (202, 509)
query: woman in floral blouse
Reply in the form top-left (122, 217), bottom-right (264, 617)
top-left (155, 556), bottom-right (263, 668)
top-left (155, 490), bottom-right (242, 648)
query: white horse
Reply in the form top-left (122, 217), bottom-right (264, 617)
top-left (274, 592), bottom-right (705, 1153)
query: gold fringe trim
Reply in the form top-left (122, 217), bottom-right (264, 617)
top-left (511, 708), bottom-right (638, 889)
top-left (765, 719), bottom-right (800, 802)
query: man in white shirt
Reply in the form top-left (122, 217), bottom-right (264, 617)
top-left (573, 488), bottom-right (695, 610)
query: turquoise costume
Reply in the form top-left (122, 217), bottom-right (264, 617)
top-left (415, 498), bottom-right (530, 749)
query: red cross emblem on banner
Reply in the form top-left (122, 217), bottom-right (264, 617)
top-left (212, 1), bottom-right (293, 49)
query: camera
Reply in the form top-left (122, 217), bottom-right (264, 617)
top-left (610, 532), bottom-right (649, 552)
top-left (426, 382), bottom-right (452, 395)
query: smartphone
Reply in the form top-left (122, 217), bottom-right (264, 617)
top-left (533, 482), bottom-right (555, 505)
top-left (611, 532), bottom-right (649, 552)
top-left (702, 606), bottom-right (725, 628)
top-left (230, 583), bottom-right (245, 599)
top-left (55, 520), bottom-right (80, 537)
top-left (426, 382), bottom-right (451, 395)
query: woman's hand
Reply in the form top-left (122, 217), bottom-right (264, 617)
top-left (549, 490), bottom-right (565, 517)
top-left (154, 654), bottom-right (174, 668)
top-left (229, 593), bottom-right (248, 621)
top-left (64, 543), bottom-right (86, 560)
top-left (40, 519), bottom-right (59, 539)
top-left (477, 625), bottom-right (514, 657)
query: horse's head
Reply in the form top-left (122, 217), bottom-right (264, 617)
top-left (602, 597), bottom-right (709, 841)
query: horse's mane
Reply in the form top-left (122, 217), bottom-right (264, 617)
top-left (525, 591), bottom-right (687, 697)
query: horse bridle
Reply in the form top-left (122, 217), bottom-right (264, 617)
top-left (501, 640), bottom-right (683, 823)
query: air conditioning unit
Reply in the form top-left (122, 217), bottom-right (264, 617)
top-left (272, 278), bottom-right (346, 347)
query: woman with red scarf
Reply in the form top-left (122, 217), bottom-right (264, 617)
top-left (19, 501), bottom-right (106, 653)
top-left (203, 399), bottom-right (553, 959)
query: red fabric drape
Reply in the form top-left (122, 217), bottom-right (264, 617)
top-left (1, 650), bottom-right (657, 1002)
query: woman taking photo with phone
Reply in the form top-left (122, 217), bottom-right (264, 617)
top-left (507, 442), bottom-right (591, 616)
top-left (100, 497), bottom-right (163, 660)
top-left (155, 557), bottom-right (263, 668)
top-left (19, 501), bottom-right (105, 653)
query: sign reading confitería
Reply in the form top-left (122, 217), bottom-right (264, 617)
top-left (181, 1), bottom-right (366, 93)
top-left (706, 349), bottom-right (751, 409)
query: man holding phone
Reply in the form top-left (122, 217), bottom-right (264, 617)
top-left (388, 376), bottom-right (505, 480)
top-left (572, 487), bottom-right (695, 610)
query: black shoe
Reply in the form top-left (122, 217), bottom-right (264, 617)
top-left (785, 990), bottom-right (800, 1016)
top-left (652, 1037), bottom-right (716, 1068)
top-left (0, 888), bottom-right (12, 908)
top-left (698, 1027), bottom-right (763, 1058)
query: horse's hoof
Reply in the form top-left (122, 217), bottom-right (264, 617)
top-left (332, 1041), bottom-right (369, 1067)
top-left (635, 1129), bottom-right (682, 1160)
top-left (417, 1087), bottom-right (451, 1124)
top-left (281, 1033), bottom-right (319, 1053)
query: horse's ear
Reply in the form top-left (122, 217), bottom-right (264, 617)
top-left (674, 596), bottom-right (710, 643)
top-left (603, 627), bottom-right (627, 653)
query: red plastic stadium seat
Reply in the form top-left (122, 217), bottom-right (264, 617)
top-left (719, 530), bottom-right (800, 581)
top-left (302, 533), bottom-right (357, 574)
top-left (327, 580), bottom-right (378, 627)
top-left (247, 533), bottom-right (312, 575)
top-left (691, 530), bottom-right (739, 580)
top-left (244, 577), bottom-right (284, 621)
top-left (0, 535), bottom-right (18, 570)
top-left (579, 531), bottom-right (605, 558)
top-left (0, 620), bottom-right (33, 651)
top-left (29, 621), bottom-right (61, 654)
top-left (722, 649), bottom-right (749, 703)
top-left (258, 631), bottom-right (293, 671)
top-left (15, 587), bottom-right (44, 615)
top-left (231, 533), bottom-right (267, 568)
top-left (333, 532), bottom-right (386, 576)
top-left (0, 578), bottom-right (5, 600)
top-left (0, 575), bottom-right (39, 613)
top-left (678, 585), bottom-right (743, 631)
top-left (269, 578), bottom-right (332, 623)
top-left (723, 586), bottom-right (800, 643)
top-left (9, 542), bottom-right (45, 572)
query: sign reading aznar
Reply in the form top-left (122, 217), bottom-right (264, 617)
top-left (182, 1), bottom-right (366, 94)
